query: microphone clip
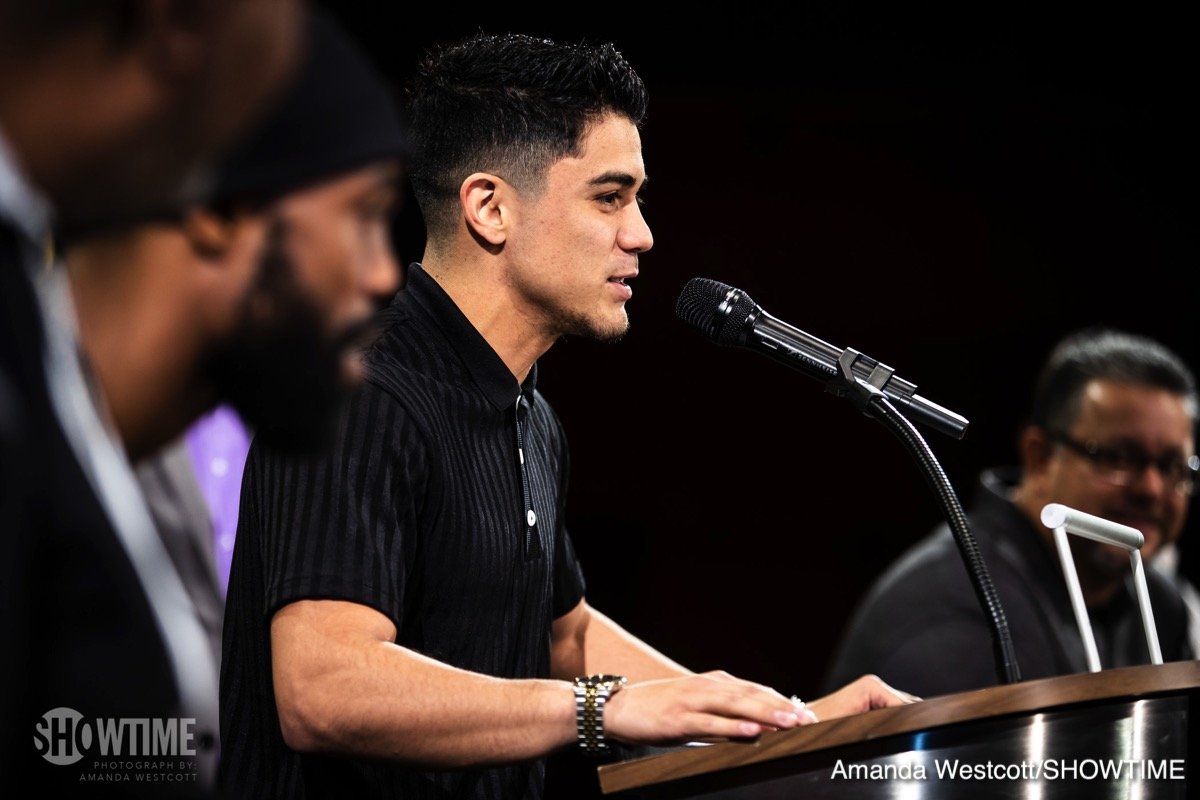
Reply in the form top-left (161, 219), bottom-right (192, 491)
top-left (827, 348), bottom-right (892, 415)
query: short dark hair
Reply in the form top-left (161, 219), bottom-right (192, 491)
top-left (1029, 327), bottom-right (1198, 433)
top-left (406, 32), bottom-right (647, 239)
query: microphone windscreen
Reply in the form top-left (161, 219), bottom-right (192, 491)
top-left (675, 277), bottom-right (731, 338)
top-left (675, 278), bottom-right (757, 346)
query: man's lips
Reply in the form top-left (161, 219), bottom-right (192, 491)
top-left (607, 269), bottom-right (637, 299)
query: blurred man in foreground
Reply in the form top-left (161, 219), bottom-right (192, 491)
top-left (11, 11), bottom-right (404, 793)
top-left (2, 0), bottom-right (302, 791)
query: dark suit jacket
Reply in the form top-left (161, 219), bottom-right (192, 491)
top-left (2, 225), bottom-right (188, 795)
top-left (823, 468), bottom-right (1193, 698)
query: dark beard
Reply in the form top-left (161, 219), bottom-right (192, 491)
top-left (551, 307), bottom-right (629, 344)
top-left (203, 220), bottom-right (371, 454)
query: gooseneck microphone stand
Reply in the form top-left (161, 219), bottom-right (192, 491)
top-left (675, 277), bottom-right (1022, 685)
top-left (830, 348), bottom-right (1021, 685)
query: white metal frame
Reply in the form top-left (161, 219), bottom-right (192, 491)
top-left (1040, 503), bottom-right (1162, 672)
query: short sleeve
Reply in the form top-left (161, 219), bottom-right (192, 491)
top-left (240, 381), bottom-right (429, 630)
top-left (553, 528), bottom-right (586, 619)
top-left (547, 408), bottom-right (585, 618)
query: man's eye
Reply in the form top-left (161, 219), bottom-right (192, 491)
top-left (597, 192), bottom-right (620, 206)
top-left (1097, 449), bottom-right (1130, 466)
top-left (1104, 450), bottom-right (1144, 472)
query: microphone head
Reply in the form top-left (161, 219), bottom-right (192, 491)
top-left (675, 277), bottom-right (759, 346)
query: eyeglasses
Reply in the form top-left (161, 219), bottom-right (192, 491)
top-left (1047, 431), bottom-right (1200, 497)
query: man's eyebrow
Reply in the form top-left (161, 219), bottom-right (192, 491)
top-left (588, 171), bottom-right (649, 189)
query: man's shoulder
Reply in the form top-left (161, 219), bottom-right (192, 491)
top-left (363, 304), bottom-right (475, 407)
top-left (858, 517), bottom-right (1025, 618)
top-left (872, 528), bottom-right (964, 588)
top-left (364, 353), bottom-right (437, 410)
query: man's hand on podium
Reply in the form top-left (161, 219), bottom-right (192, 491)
top-left (603, 670), bottom-right (816, 746)
top-left (601, 672), bottom-right (918, 750)
top-left (806, 674), bottom-right (920, 722)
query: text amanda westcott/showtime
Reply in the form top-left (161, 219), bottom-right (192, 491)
top-left (831, 758), bottom-right (1186, 781)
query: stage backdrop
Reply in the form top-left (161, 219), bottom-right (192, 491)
top-left (320, 5), bottom-right (1198, 794)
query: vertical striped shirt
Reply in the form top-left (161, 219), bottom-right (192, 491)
top-left (219, 264), bottom-right (587, 799)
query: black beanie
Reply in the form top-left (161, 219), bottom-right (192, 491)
top-left (209, 10), bottom-right (405, 207)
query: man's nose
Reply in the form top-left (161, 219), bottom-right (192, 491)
top-left (364, 246), bottom-right (401, 302)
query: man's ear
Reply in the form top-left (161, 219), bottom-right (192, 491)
top-left (460, 172), bottom-right (511, 246)
top-left (180, 207), bottom-right (239, 261)
top-left (1019, 426), bottom-right (1054, 477)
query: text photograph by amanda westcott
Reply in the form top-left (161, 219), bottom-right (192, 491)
top-left (32, 707), bottom-right (204, 786)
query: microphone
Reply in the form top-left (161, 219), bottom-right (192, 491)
top-left (675, 277), bottom-right (969, 438)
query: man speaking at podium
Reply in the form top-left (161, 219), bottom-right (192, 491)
top-left (220, 31), bottom-right (915, 800)
top-left (826, 328), bottom-right (1196, 698)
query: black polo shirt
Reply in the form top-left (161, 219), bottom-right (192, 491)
top-left (219, 264), bottom-right (587, 799)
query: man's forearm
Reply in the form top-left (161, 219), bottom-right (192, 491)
top-left (551, 600), bottom-right (691, 682)
top-left (275, 598), bottom-right (823, 768)
top-left (273, 601), bottom-right (577, 766)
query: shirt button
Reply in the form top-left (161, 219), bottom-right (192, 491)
top-left (527, 509), bottom-right (537, 527)
top-left (210, 457), bottom-right (229, 477)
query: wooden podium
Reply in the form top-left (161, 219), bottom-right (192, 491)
top-left (597, 661), bottom-right (1199, 798)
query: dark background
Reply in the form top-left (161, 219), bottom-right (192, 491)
top-left (321, 4), bottom-right (1197, 794)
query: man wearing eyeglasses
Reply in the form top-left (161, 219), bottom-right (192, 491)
top-left (824, 328), bottom-right (1197, 698)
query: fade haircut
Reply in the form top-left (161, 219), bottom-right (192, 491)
top-left (1029, 327), bottom-right (1198, 434)
top-left (407, 32), bottom-right (647, 239)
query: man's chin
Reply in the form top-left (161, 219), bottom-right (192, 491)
top-left (1075, 541), bottom-right (1130, 583)
top-left (582, 314), bottom-right (630, 344)
top-left (1134, 529), bottom-right (1162, 559)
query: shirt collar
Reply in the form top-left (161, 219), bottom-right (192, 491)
top-left (403, 263), bottom-right (536, 410)
top-left (0, 124), bottom-right (53, 244)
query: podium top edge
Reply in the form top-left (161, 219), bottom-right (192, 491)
top-left (597, 661), bottom-right (1200, 795)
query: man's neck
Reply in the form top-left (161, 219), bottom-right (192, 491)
top-left (421, 254), bottom-right (557, 384)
